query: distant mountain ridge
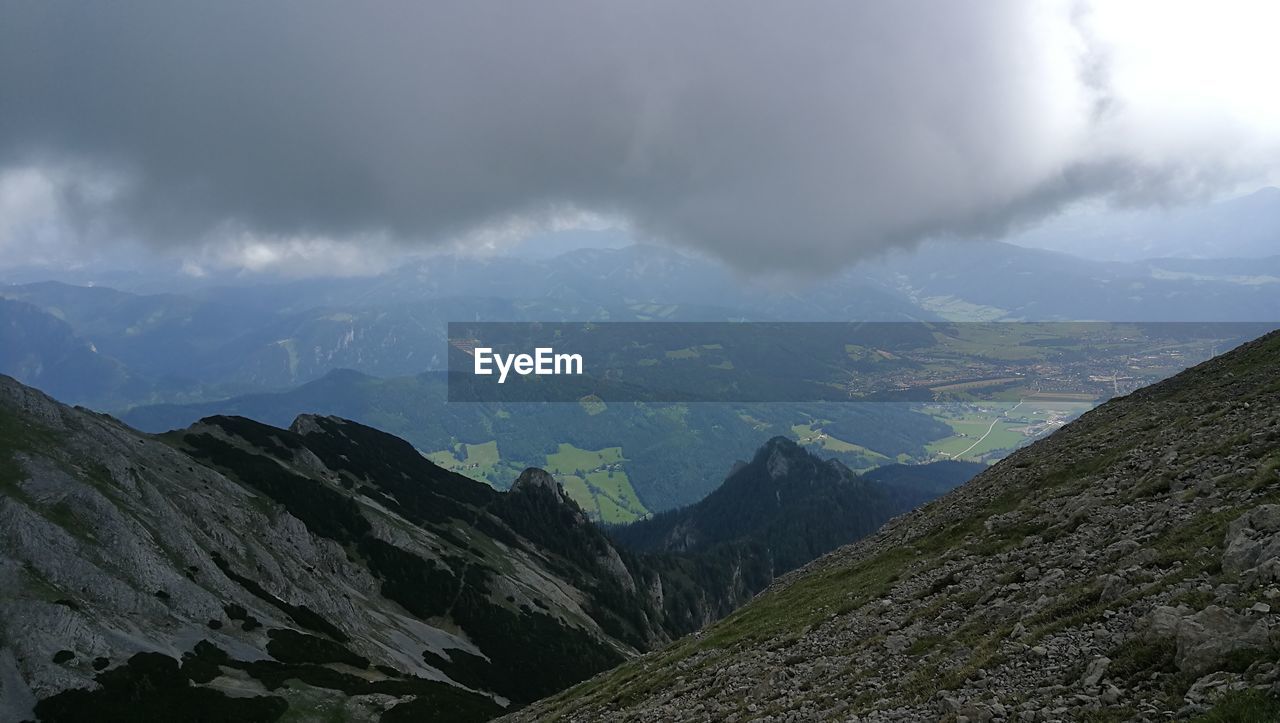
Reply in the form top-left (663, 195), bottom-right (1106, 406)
top-left (5, 241), bottom-right (1280, 412)
top-left (861, 239), bottom-right (1280, 321)
top-left (1008, 186), bottom-right (1280, 261)
top-left (0, 298), bottom-right (152, 407)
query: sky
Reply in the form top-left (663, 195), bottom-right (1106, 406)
top-left (1, 1), bottom-right (1278, 277)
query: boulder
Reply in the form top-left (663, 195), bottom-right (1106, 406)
top-left (1174, 605), bottom-right (1272, 676)
top-left (1143, 605), bottom-right (1189, 641)
top-left (1223, 505), bottom-right (1280, 576)
top-left (1081, 656), bottom-right (1111, 688)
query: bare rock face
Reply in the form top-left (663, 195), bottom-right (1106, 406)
top-left (766, 447), bottom-right (791, 480)
top-left (2, 374), bottom-right (806, 721)
top-left (505, 331), bottom-right (1280, 722)
top-left (0, 377), bottom-right (647, 721)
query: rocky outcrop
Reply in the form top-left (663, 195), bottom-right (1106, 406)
top-left (506, 330), bottom-right (1280, 722)
top-left (510, 467), bottom-right (567, 501)
top-left (1223, 504), bottom-right (1280, 578)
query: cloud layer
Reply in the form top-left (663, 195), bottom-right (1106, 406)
top-left (1, 1), bottom-right (1276, 272)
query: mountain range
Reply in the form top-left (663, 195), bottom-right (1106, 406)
top-left (4, 240), bottom-right (1279, 410)
top-left (5, 240), bottom-right (1275, 530)
top-left (3, 283), bottom-right (1279, 721)
top-left (118, 369), bottom-right (955, 513)
top-left (0, 375), bottom-right (965, 721)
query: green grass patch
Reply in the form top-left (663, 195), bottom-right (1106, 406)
top-left (1190, 690), bottom-right (1280, 722)
top-left (791, 423), bottom-right (889, 459)
top-left (924, 406), bottom-right (1031, 460)
top-left (1249, 451), bottom-right (1280, 491)
top-left (905, 634), bottom-right (944, 656)
top-left (664, 347), bottom-right (701, 360)
top-left (543, 443), bottom-right (624, 474)
top-left (697, 546), bottom-right (915, 652)
top-left (426, 440), bottom-right (501, 485)
top-left (1107, 637), bottom-right (1177, 685)
top-left (539, 444), bottom-right (648, 523)
top-left (1076, 708), bottom-right (1141, 722)
top-left (1147, 502), bottom-right (1255, 572)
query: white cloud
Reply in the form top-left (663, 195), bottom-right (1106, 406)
top-left (0, 1), bottom-right (1276, 274)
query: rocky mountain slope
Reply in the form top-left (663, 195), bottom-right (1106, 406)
top-left (508, 330), bottom-right (1280, 722)
top-left (0, 375), bottom-right (970, 721)
top-left (0, 380), bottom-right (741, 721)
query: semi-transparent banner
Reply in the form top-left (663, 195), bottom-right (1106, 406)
top-left (446, 321), bottom-right (1276, 403)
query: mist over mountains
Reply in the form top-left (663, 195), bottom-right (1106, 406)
top-left (3, 235), bottom-right (1276, 519)
top-left (4, 238), bottom-right (1278, 409)
top-left (1009, 187), bottom-right (1280, 261)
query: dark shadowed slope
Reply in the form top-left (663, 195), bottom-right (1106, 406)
top-left (612, 438), bottom-right (982, 575)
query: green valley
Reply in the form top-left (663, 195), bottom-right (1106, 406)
top-left (428, 440), bottom-right (650, 523)
top-left (923, 400), bottom-right (1091, 462)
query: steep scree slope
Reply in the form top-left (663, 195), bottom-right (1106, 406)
top-left (507, 330), bottom-right (1280, 722)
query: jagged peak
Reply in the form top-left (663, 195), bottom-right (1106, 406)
top-left (747, 435), bottom-right (825, 481)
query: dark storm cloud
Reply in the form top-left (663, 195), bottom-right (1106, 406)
top-left (0, 2), bottom-right (1265, 271)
